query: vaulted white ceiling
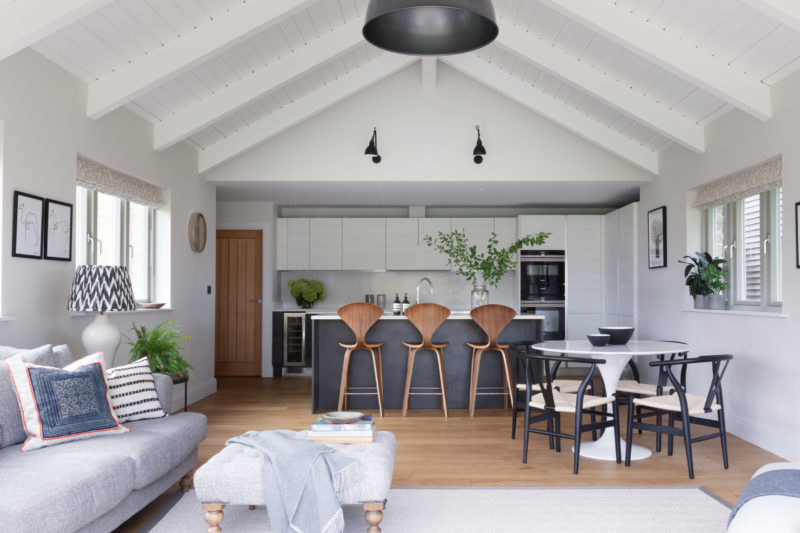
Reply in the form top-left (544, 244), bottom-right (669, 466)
top-left (4, 0), bottom-right (800, 180)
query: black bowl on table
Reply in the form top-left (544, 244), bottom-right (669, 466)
top-left (587, 334), bottom-right (611, 347)
top-left (597, 326), bottom-right (635, 345)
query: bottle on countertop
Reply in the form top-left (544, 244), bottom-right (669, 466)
top-left (393, 293), bottom-right (402, 315)
top-left (402, 293), bottom-right (410, 314)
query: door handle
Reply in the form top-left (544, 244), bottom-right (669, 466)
top-left (249, 299), bottom-right (263, 304)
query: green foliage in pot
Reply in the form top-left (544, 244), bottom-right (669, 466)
top-left (127, 320), bottom-right (193, 377)
top-left (678, 252), bottom-right (728, 297)
top-left (424, 230), bottom-right (550, 289)
top-left (288, 278), bottom-right (325, 308)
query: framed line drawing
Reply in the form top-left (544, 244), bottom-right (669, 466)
top-left (44, 198), bottom-right (73, 261)
top-left (648, 206), bottom-right (667, 269)
top-left (12, 191), bottom-right (44, 259)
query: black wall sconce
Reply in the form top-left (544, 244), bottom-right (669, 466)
top-left (473, 125), bottom-right (486, 164)
top-left (364, 127), bottom-right (381, 163)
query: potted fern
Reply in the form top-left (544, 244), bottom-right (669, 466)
top-left (127, 320), bottom-right (193, 378)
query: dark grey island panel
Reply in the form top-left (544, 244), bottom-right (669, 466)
top-left (311, 315), bottom-right (543, 413)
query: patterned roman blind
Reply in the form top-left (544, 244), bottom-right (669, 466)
top-left (691, 157), bottom-right (781, 209)
top-left (76, 155), bottom-right (165, 208)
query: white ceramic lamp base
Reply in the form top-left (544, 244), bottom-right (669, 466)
top-left (82, 313), bottom-right (121, 368)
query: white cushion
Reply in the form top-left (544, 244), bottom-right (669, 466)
top-left (105, 357), bottom-right (167, 422)
top-left (516, 379), bottom-right (582, 394)
top-left (530, 390), bottom-right (614, 414)
top-left (633, 392), bottom-right (720, 415)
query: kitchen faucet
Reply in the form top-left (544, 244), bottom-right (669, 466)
top-left (416, 277), bottom-right (433, 304)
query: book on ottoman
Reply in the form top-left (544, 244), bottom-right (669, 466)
top-left (307, 413), bottom-right (376, 443)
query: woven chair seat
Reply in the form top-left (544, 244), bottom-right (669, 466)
top-left (616, 379), bottom-right (675, 396)
top-left (633, 392), bottom-right (720, 416)
top-left (516, 379), bottom-right (582, 394)
top-left (530, 391), bottom-right (614, 414)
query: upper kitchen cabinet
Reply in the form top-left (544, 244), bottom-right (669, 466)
top-left (451, 218), bottom-right (494, 247)
top-left (493, 218), bottom-right (517, 249)
top-left (275, 218), bottom-right (310, 270)
top-left (418, 218), bottom-right (451, 270)
top-left (342, 218), bottom-right (386, 270)
top-left (276, 218), bottom-right (288, 271)
top-left (309, 218), bottom-right (342, 270)
top-left (518, 215), bottom-right (566, 250)
top-left (566, 215), bottom-right (603, 315)
top-left (386, 218), bottom-right (419, 270)
top-left (603, 203), bottom-right (638, 323)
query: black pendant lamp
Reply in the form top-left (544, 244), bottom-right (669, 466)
top-left (363, 0), bottom-right (498, 56)
top-left (473, 125), bottom-right (486, 164)
top-left (365, 127), bottom-right (381, 163)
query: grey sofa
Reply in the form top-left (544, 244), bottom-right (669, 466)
top-left (0, 345), bottom-right (207, 533)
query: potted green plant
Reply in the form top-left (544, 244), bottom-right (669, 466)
top-left (678, 252), bottom-right (728, 309)
top-left (424, 230), bottom-right (549, 307)
top-left (288, 278), bottom-right (325, 309)
top-left (127, 320), bottom-right (193, 378)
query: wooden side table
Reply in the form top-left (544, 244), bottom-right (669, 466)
top-left (171, 375), bottom-right (188, 412)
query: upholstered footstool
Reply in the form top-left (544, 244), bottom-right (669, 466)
top-left (194, 430), bottom-right (396, 533)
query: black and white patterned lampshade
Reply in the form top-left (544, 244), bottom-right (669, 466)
top-left (67, 265), bottom-right (136, 312)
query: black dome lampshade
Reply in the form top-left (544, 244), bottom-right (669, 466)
top-left (363, 0), bottom-right (498, 56)
top-left (473, 125), bottom-right (486, 164)
top-left (365, 127), bottom-right (381, 163)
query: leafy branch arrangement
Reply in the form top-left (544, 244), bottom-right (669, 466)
top-left (127, 320), bottom-right (193, 377)
top-left (678, 252), bottom-right (728, 297)
top-left (424, 230), bottom-right (549, 288)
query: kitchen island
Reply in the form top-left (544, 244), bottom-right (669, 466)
top-left (310, 313), bottom-right (543, 413)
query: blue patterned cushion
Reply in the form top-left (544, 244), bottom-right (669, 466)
top-left (7, 352), bottom-right (128, 451)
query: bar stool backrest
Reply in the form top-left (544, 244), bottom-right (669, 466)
top-left (404, 303), bottom-right (451, 346)
top-left (337, 302), bottom-right (384, 347)
top-left (470, 304), bottom-right (516, 347)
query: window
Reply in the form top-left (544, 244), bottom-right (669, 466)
top-left (703, 187), bottom-right (782, 310)
top-left (76, 186), bottom-right (154, 301)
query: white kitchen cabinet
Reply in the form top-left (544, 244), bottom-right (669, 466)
top-left (493, 218), bottom-right (517, 249)
top-left (276, 218), bottom-right (288, 271)
top-left (418, 218), bottom-right (451, 270)
top-left (342, 218), bottom-right (386, 270)
top-left (518, 215), bottom-right (566, 250)
top-left (286, 218), bottom-right (310, 270)
top-left (603, 210), bottom-right (620, 316)
top-left (566, 215), bottom-right (603, 314)
top-left (386, 218), bottom-right (419, 270)
top-left (451, 218), bottom-right (494, 248)
top-left (309, 218), bottom-right (342, 270)
top-left (617, 203), bottom-right (637, 317)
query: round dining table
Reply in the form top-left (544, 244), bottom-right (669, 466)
top-left (532, 339), bottom-right (690, 461)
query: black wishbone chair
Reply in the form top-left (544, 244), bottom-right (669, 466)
top-left (624, 354), bottom-right (733, 479)
top-left (521, 352), bottom-right (620, 474)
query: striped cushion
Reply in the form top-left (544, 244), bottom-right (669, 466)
top-left (105, 357), bottom-right (168, 422)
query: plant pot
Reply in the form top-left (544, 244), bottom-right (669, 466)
top-left (470, 284), bottom-right (489, 309)
top-left (693, 295), bottom-right (709, 309)
top-left (707, 294), bottom-right (725, 310)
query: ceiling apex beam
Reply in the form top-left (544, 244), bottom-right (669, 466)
top-left (0, 0), bottom-right (113, 62)
top-left (441, 54), bottom-right (659, 174)
top-left (740, 0), bottom-right (800, 34)
top-left (86, 0), bottom-right (316, 119)
top-left (421, 57), bottom-right (437, 88)
top-left (540, 0), bottom-right (772, 121)
top-left (496, 21), bottom-right (704, 154)
top-left (198, 54), bottom-right (417, 173)
top-left (154, 18), bottom-right (364, 152)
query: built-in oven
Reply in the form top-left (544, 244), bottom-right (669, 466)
top-left (520, 250), bottom-right (566, 340)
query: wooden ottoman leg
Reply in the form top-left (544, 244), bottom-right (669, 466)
top-left (364, 500), bottom-right (386, 533)
top-left (202, 504), bottom-right (225, 533)
top-left (179, 472), bottom-right (192, 492)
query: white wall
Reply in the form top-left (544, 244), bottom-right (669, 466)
top-left (0, 50), bottom-right (217, 410)
top-left (637, 68), bottom-right (800, 461)
top-left (205, 62), bottom-right (652, 183)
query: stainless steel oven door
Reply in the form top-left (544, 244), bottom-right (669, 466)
top-left (520, 304), bottom-right (565, 340)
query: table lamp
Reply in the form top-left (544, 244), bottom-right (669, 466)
top-left (67, 265), bottom-right (136, 367)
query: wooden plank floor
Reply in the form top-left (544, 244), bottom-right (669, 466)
top-left (116, 376), bottom-right (784, 531)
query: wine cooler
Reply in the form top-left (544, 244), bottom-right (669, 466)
top-left (283, 313), bottom-right (306, 367)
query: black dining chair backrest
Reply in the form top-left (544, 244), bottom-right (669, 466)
top-left (525, 353), bottom-right (605, 408)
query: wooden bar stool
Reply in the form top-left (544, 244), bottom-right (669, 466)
top-left (401, 303), bottom-right (451, 417)
top-left (337, 302), bottom-right (386, 417)
top-left (468, 304), bottom-right (516, 417)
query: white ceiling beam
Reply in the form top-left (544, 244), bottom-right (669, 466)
top-left (740, 0), bottom-right (800, 34)
top-left (154, 19), bottom-right (364, 151)
top-left (496, 21), bottom-right (705, 154)
top-left (0, 0), bottom-right (113, 61)
top-left (421, 57), bottom-right (437, 89)
top-left (86, 0), bottom-right (316, 119)
top-left (540, 0), bottom-right (772, 120)
top-left (442, 54), bottom-right (659, 175)
top-left (198, 54), bottom-right (417, 173)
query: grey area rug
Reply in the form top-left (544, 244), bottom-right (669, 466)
top-left (146, 486), bottom-right (731, 533)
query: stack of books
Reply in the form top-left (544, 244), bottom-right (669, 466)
top-left (306, 414), bottom-right (376, 444)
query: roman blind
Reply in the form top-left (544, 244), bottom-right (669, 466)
top-left (76, 155), bottom-right (165, 208)
top-left (691, 157), bottom-right (781, 209)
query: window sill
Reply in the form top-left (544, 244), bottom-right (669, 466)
top-left (682, 308), bottom-right (786, 318)
top-left (0, 316), bottom-right (16, 322)
top-left (70, 308), bottom-right (175, 317)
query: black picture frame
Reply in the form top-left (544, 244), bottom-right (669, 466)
top-left (647, 206), bottom-right (667, 269)
top-left (44, 198), bottom-right (73, 261)
top-left (795, 201), bottom-right (800, 268)
top-left (11, 191), bottom-right (44, 259)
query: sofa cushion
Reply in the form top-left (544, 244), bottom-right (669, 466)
top-left (7, 352), bottom-right (129, 451)
top-left (0, 443), bottom-right (135, 533)
top-left (0, 345), bottom-right (57, 448)
top-left (106, 357), bottom-right (167, 422)
top-left (53, 344), bottom-right (75, 367)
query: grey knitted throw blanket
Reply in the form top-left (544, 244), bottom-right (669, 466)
top-left (728, 469), bottom-right (800, 526)
top-left (227, 430), bottom-right (359, 533)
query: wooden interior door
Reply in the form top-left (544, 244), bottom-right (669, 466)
top-left (215, 230), bottom-right (262, 376)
